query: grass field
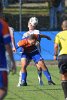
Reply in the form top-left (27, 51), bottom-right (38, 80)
top-left (4, 64), bottom-right (64, 100)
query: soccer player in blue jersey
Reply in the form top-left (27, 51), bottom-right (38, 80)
top-left (0, 2), bottom-right (16, 99)
top-left (17, 34), bottom-right (55, 86)
top-left (17, 17), bottom-right (43, 86)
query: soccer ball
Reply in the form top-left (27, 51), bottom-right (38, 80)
top-left (29, 17), bottom-right (38, 26)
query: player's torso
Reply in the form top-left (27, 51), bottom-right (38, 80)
top-left (58, 31), bottom-right (67, 55)
top-left (22, 29), bottom-right (40, 38)
top-left (0, 19), bottom-right (8, 70)
top-left (0, 19), bottom-right (6, 54)
top-left (22, 39), bottom-right (37, 53)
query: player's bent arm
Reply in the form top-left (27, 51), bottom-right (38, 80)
top-left (5, 44), bottom-right (15, 62)
top-left (9, 28), bottom-right (16, 52)
top-left (22, 32), bottom-right (29, 38)
top-left (39, 34), bottom-right (51, 40)
top-left (5, 44), bottom-right (16, 73)
top-left (11, 36), bottom-right (16, 52)
top-left (17, 40), bottom-right (26, 47)
top-left (54, 43), bottom-right (58, 60)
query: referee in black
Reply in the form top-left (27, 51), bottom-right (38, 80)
top-left (54, 19), bottom-right (67, 100)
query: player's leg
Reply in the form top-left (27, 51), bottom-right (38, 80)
top-left (37, 60), bottom-right (55, 85)
top-left (17, 58), bottom-right (30, 87)
top-left (18, 52), bottom-right (31, 86)
top-left (6, 52), bottom-right (12, 73)
top-left (36, 65), bottom-right (43, 85)
top-left (17, 71), bottom-right (22, 87)
top-left (36, 42), bottom-right (43, 85)
top-left (19, 57), bottom-right (28, 86)
top-left (61, 73), bottom-right (67, 100)
top-left (0, 89), bottom-right (7, 100)
top-left (0, 71), bottom-right (8, 99)
top-left (33, 52), bottom-right (55, 85)
top-left (58, 55), bottom-right (67, 99)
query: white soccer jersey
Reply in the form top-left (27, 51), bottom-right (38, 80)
top-left (22, 30), bottom-right (40, 38)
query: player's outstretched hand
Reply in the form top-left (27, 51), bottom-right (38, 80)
top-left (12, 47), bottom-right (16, 52)
top-left (54, 55), bottom-right (57, 60)
top-left (47, 36), bottom-right (51, 40)
top-left (11, 62), bottom-right (17, 74)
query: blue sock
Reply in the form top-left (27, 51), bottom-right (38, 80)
top-left (21, 72), bottom-right (27, 83)
top-left (43, 69), bottom-right (51, 81)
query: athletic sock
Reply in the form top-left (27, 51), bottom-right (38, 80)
top-left (21, 72), bottom-right (27, 83)
top-left (43, 69), bottom-right (51, 81)
top-left (18, 71), bottom-right (22, 84)
top-left (38, 70), bottom-right (42, 78)
top-left (61, 80), bottom-right (67, 99)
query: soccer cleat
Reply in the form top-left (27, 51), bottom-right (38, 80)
top-left (20, 81), bottom-right (27, 86)
top-left (17, 82), bottom-right (27, 87)
top-left (66, 98), bottom-right (67, 100)
top-left (48, 80), bottom-right (56, 85)
top-left (17, 83), bottom-right (21, 87)
top-left (38, 76), bottom-right (43, 86)
top-left (39, 80), bottom-right (44, 86)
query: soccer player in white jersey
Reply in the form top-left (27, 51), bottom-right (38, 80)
top-left (17, 17), bottom-right (43, 86)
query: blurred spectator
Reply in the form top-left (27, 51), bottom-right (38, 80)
top-left (2, 0), bottom-right (8, 8)
top-left (49, 0), bottom-right (65, 31)
top-left (8, 0), bottom-right (18, 4)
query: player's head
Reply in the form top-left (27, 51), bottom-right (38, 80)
top-left (28, 17), bottom-right (38, 30)
top-left (61, 20), bottom-right (67, 30)
top-left (28, 34), bottom-right (37, 45)
top-left (0, 2), bottom-right (3, 12)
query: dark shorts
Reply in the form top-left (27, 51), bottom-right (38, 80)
top-left (58, 54), bottom-right (67, 74)
top-left (0, 71), bottom-right (8, 89)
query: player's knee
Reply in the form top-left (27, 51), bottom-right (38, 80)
top-left (61, 73), bottom-right (67, 80)
top-left (38, 61), bottom-right (47, 68)
top-left (21, 66), bottom-right (27, 72)
top-left (0, 88), bottom-right (7, 100)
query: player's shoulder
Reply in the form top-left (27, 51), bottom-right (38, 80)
top-left (22, 38), bottom-right (28, 42)
top-left (55, 31), bottom-right (61, 36)
top-left (22, 38), bottom-right (28, 45)
top-left (55, 31), bottom-right (64, 40)
top-left (24, 31), bottom-right (29, 35)
top-left (0, 18), bottom-right (8, 26)
top-left (34, 30), bottom-right (40, 34)
top-left (9, 27), bottom-right (14, 31)
top-left (22, 31), bottom-right (30, 38)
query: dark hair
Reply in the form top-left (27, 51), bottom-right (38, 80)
top-left (29, 34), bottom-right (37, 40)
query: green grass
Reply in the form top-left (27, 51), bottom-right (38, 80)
top-left (4, 65), bottom-right (64, 100)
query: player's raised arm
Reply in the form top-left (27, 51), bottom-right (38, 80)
top-left (39, 34), bottom-right (51, 40)
top-left (26, 34), bottom-right (51, 42)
